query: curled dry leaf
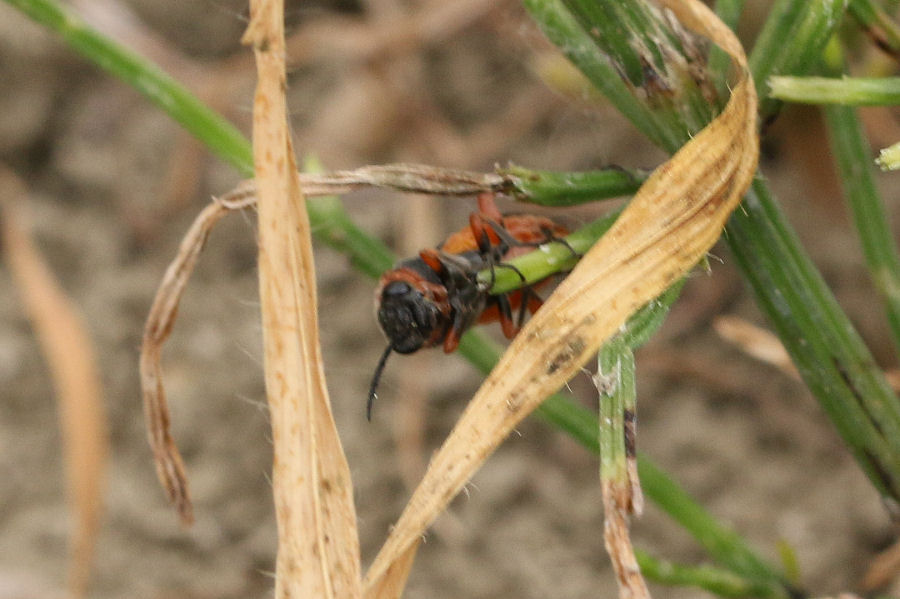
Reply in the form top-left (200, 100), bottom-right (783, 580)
top-left (0, 167), bottom-right (108, 598)
top-left (140, 196), bottom-right (254, 525)
top-left (363, 0), bottom-right (759, 594)
top-left (244, 0), bottom-right (361, 596)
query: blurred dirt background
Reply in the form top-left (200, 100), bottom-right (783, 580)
top-left (2, 0), bottom-right (900, 597)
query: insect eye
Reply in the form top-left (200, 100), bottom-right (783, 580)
top-left (382, 281), bottom-right (412, 297)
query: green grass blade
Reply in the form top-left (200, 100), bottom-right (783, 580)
top-left (709, 0), bottom-right (747, 101)
top-left (459, 332), bottom-right (792, 596)
top-left (562, 0), bottom-right (716, 137)
top-left (597, 337), bottom-right (633, 493)
top-left (770, 75), bottom-right (900, 104)
top-left (637, 458), bottom-right (793, 588)
top-left (636, 550), bottom-right (792, 598)
top-left (848, 0), bottom-right (900, 57)
top-left (304, 193), bottom-right (395, 279)
top-left (725, 179), bottom-right (900, 500)
top-left (749, 0), bottom-right (848, 119)
top-left (521, 0), bottom-right (686, 153)
top-left (748, 0), bottom-right (810, 95)
top-left (526, 0), bottom-right (900, 506)
top-left (502, 165), bottom-right (646, 206)
top-left (744, 2), bottom-right (900, 504)
top-left (823, 100), bottom-right (900, 356)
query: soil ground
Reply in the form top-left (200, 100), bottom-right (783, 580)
top-left (1, 1), bottom-right (899, 598)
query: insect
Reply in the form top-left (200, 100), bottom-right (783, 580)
top-left (368, 192), bottom-right (571, 419)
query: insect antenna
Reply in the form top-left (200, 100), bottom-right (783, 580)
top-left (367, 344), bottom-right (394, 421)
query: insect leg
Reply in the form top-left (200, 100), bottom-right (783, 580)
top-left (539, 226), bottom-right (582, 259)
top-left (419, 248), bottom-right (446, 274)
top-left (442, 325), bottom-right (463, 353)
top-left (526, 290), bottom-right (543, 315)
top-left (476, 191), bottom-right (504, 221)
top-left (494, 293), bottom-right (519, 339)
top-left (515, 288), bottom-right (531, 329)
top-left (495, 260), bottom-right (527, 283)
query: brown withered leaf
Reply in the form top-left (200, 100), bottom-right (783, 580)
top-left (363, 0), bottom-right (759, 594)
top-left (603, 479), bottom-right (650, 599)
top-left (140, 199), bottom-right (240, 525)
top-left (713, 315), bottom-right (800, 379)
top-left (0, 167), bottom-right (108, 599)
top-left (243, 0), bottom-right (361, 596)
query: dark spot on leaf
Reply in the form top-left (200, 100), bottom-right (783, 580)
top-left (624, 409), bottom-right (637, 458)
top-left (546, 336), bottom-right (587, 375)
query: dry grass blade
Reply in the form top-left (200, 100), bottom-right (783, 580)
top-left (861, 538), bottom-right (900, 590)
top-left (363, 543), bottom-right (420, 599)
top-left (363, 0), bottom-right (758, 594)
top-left (713, 315), bottom-right (799, 379)
top-left (0, 166), bottom-right (108, 598)
top-left (219, 164), bottom-right (505, 200)
top-left (140, 195), bottom-right (254, 524)
top-left (243, 0), bottom-right (361, 596)
top-left (603, 480), bottom-right (650, 599)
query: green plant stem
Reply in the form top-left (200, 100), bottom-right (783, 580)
top-left (725, 179), bottom-right (900, 500)
top-left (502, 165), bottom-right (646, 206)
top-left (561, 0), bottom-right (687, 88)
top-left (566, 0), bottom-right (716, 139)
top-left (848, 0), bottom-right (900, 57)
top-left (458, 332), bottom-right (792, 597)
top-left (636, 550), bottom-right (791, 599)
top-left (748, 0), bottom-right (810, 92)
top-left (597, 337), bottom-right (632, 487)
top-left (770, 75), bottom-right (900, 104)
top-left (823, 98), bottom-right (900, 356)
top-left (744, 1), bottom-right (900, 504)
top-left (479, 210), bottom-right (619, 293)
top-left (637, 458), bottom-right (793, 591)
top-left (749, 0), bottom-right (848, 119)
top-left (304, 194), bottom-right (395, 279)
top-left (544, 402), bottom-right (792, 593)
top-left (621, 279), bottom-right (686, 349)
top-left (709, 0), bottom-right (747, 102)
top-left (483, 165), bottom-right (649, 293)
top-left (2, 0), bottom-right (254, 177)
top-left (521, 0), bottom-right (686, 152)
top-left (528, 0), bottom-right (900, 505)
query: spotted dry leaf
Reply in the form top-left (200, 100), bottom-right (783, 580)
top-left (243, 0), bottom-right (362, 596)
